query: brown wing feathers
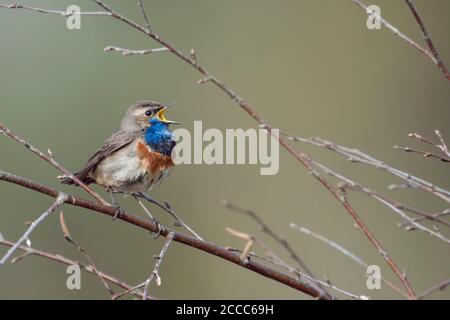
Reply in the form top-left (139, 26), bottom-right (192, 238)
top-left (60, 130), bottom-right (137, 185)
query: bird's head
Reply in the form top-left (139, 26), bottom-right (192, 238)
top-left (121, 100), bottom-right (180, 131)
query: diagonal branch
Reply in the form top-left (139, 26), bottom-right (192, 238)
top-left (350, 0), bottom-right (449, 82)
top-left (0, 193), bottom-right (68, 266)
top-left (0, 122), bottom-right (109, 205)
top-left (59, 211), bottom-right (115, 299)
top-left (416, 279), bottom-right (450, 300)
top-left (394, 146), bottom-right (450, 163)
top-left (143, 232), bottom-right (174, 300)
top-left (399, 209), bottom-right (450, 229)
top-left (223, 200), bottom-right (329, 297)
top-left (311, 161), bottom-right (450, 244)
top-left (135, 192), bottom-right (203, 240)
top-left (403, 0), bottom-right (450, 81)
top-left (0, 170), bottom-right (333, 299)
top-left (137, 0), bottom-right (152, 32)
top-left (289, 223), bottom-right (409, 299)
top-left (282, 131), bottom-right (450, 204)
top-left (396, 131), bottom-right (450, 163)
top-left (0, 239), bottom-right (151, 299)
top-left (225, 226), bottom-right (330, 299)
top-left (225, 245), bottom-right (361, 299)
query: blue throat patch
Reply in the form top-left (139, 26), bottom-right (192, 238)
top-left (144, 118), bottom-right (176, 156)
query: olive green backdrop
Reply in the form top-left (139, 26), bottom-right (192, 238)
top-left (0, 0), bottom-right (449, 299)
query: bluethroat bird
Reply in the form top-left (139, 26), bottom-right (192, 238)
top-left (60, 100), bottom-right (179, 224)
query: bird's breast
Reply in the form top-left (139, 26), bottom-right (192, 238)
top-left (136, 139), bottom-right (174, 173)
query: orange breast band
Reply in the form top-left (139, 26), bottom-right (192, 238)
top-left (137, 140), bottom-right (174, 173)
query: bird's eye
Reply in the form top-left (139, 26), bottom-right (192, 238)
top-left (145, 110), bottom-right (153, 117)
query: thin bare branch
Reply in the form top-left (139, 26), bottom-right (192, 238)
top-left (399, 209), bottom-right (450, 229)
top-left (137, 0), bottom-right (152, 32)
top-left (113, 281), bottom-right (147, 300)
top-left (224, 201), bottom-right (332, 299)
top-left (136, 192), bottom-right (203, 240)
top-left (0, 194), bottom-right (68, 266)
top-left (224, 201), bottom-right (313, 272)
top-left (0, 239), bottom-right (150, 299)
top-left (281, 131), bottom-right (450, 231)
top-left (311, 161), bottom-right (450, 245)
top-left (294, 158), bottom-right (419, 296)
top-left (349, 0), bottom-right (447, 80)
top-left (403, 0), bottom-right (450, 81)
top-left (143, 232), bottom-right (174, 300)
top-left (394, 146), bottom-right (450, 163)
top-left (59, 211), bottom-right (115, 299)
top-left (417, 279), bottom-right (450, 300)
top-left (282, 131), bottom-right (450, 204)
top-left (225, 247), bottom-right (362, 300)
top-left (227, 230), bottom-right (295, 274)
top-left (408, 132), bottom-right (437, 147)
top-left (104, 45), bottom-right (168, 56)
top-left (289, 223), bottom-right (409, 299)
top-left (434, 130), bottom-right (450, 158)
top-left (396, 131), bottom-right (450, 163)
top-left (0, 122), bottom-right (109, 205)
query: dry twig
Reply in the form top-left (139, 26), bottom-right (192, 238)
top-left (282, 131), bottom-right (450, 204)
top-left (224, 228), bottom-right (338, 300)
top-left (350, 0), bottom-right (449, 81)
top-left (104, 46), bottom-right (168, 56)
top-left (0, 122), bottom-right (108, 205)
top-left (137, 0), bottom-right (152, 32)
top-left (224, 201), bottom-right (332, 299)
top-left (0, 238), bottom-right (150, 299)
top-left (136, 192), bottom-right (203, 241)
top-left (143, 232), bottom-right (175, 300)
top-left (0, 193), bottom-right (68, 266)
top-left (59, 211), bottom-right (115, 299)
top-left (416, 279), bottom-right (450, 300)
top-left (403, 0), bottom-right (450, 81)
top-left (225, 246), bottom-right (362, 300)
top-left (395, 131), bottom-right (450, 163)
top-left (313, 162), bottom-right (450, 244)
top-left (289, 223), bottom-right (409, 299)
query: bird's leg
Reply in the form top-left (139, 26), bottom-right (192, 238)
top-left (108, 189), bottom-right (124, 220)
top-left (132, 193), bottom-right (164, 239)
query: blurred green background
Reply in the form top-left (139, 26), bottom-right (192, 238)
top-left (0, 0), bottom-right (449, 299)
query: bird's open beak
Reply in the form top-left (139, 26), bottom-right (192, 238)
top-left (156, 101), bottom-right (181, 125)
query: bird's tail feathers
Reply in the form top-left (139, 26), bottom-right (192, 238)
top-left (58, 172), bottom-right (94, 185)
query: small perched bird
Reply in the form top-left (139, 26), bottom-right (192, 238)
top-left (60, 100), bottom-right (179, 216)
